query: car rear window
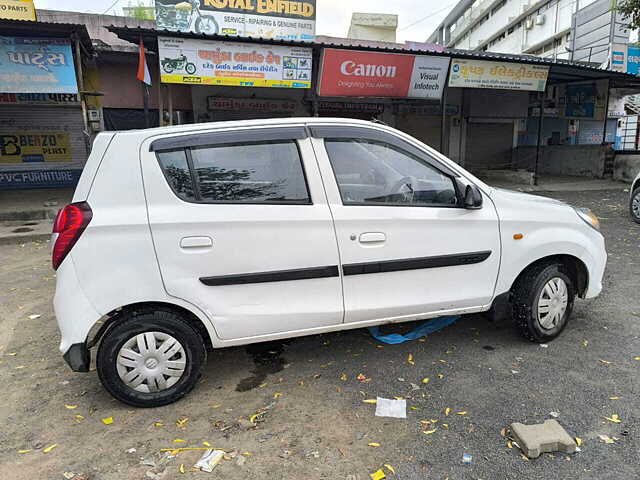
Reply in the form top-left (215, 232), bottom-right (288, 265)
top-left (156, 140), bottom-right (310, 204)
top-left (156, 150), bottom-right (196, 201)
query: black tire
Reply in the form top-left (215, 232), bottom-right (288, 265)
top-left (511, 262), bottom-right (575, 343)
top-left (630, 187), bottom-right (640, 224)
top-left (195, 15), bottom-right (218, 35)
top-left (97, 309), bottom-right (206, 408)
top-left (162, 63), bottom-right (174, 74)
top-left (185, 62), bottom-right (196, 75)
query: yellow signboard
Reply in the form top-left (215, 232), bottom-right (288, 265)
top-left (0, 0), bottom-right (36, 21)
top-left (158, 36), bottom-right (312, 89)
top-left (0, 132), bottom-right (72, 163)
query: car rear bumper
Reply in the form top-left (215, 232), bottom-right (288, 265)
top-left (63, 343), bottom-right (90, 372)
top-left (54, 256), bottom-right (102, 358)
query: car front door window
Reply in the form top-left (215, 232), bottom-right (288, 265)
top-left (324, 138), bottom-right (458, 206)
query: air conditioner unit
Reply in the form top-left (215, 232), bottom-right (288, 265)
top-left (535, 14), bottom-right (545, 25)
top-left (525, 19), bottom-right (534, 29)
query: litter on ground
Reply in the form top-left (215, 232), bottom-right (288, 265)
top-left (374, 397), bottom-right (407, 419)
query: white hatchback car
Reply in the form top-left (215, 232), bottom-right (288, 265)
top-left (630, 170), bottom-right (640, 223)
top-left (53, 118), bottom-right (606, 407)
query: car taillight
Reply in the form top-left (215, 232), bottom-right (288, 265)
top-left (52, 202), bottom-right (92, 270)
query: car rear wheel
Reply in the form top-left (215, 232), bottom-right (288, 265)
top-left (97, 308), bottom-right (206, 407)
top-left (630, 187), bottom-right (640, 224)
top-left (511, 262), bottom-right (575, 343)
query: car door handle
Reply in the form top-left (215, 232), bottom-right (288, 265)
top-left (359, 232), bottom-right (386, 244)
top-left (180, 236), bottom-right (213, 248)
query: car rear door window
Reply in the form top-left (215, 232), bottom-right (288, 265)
top-left (189, 141), bottom-right (310, 204)
top-left (157, 149), bottom-right (196, 201)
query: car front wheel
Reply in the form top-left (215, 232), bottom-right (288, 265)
top-left (630, 187), bottom-right (640, 224)
top-left (511, 262), bottom-right (575, 343)
top-left (97, 308), bottom-right (206, 407)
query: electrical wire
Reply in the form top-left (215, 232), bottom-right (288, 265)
top-left (101, 0), bottom-right (122, 15)
top-left (397, 1), bottom-right (459, 32)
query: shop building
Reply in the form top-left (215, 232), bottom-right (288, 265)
top-left (0, 19), bottom-right (94, 189)
top-left (107, 26), bottom-right (640, 184)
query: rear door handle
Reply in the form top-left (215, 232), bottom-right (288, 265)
top-left (359, 232), bottom-right (386, 244)
top-left (180, 236), bottom-right (213, 248)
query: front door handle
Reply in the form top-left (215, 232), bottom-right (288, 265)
top-left (180, 236), bottom-right (213, 248)
top-left (359, 232), bottom-right (386, 244)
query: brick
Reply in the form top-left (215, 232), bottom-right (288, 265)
top-left (510, 419), bottom-right (577, 459)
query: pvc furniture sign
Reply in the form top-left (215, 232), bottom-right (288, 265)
top-left (448, 58), bottom-right (549, 92)
top-left (0, 37), bottom-right (78, 93)
top-left (158, 36), bottom-right (312, 88)
top-left (318, 48), bottom-right (450, 99)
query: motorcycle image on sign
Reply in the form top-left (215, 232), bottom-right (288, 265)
top-left (156, 0), bottom-right (219, 35)
top-left (161, 54), bottom-right (197, 75)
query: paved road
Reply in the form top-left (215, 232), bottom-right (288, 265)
top-left (0, 187), bottom-right (638, 480)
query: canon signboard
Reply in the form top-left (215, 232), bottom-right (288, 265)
top-left (318, 48), bottom-right (450, 99)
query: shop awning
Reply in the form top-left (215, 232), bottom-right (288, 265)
top-left (0, 18), bottom-right (93, 54)
top-left (107, 25), bottom-right (640, 89)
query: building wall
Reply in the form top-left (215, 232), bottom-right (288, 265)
top-left (190, 85), bottom-right (310, 123)
top-left (436, 0), bottom-right (599, 58)
top-left (98, 53), bottom-right (192, 110)
top-left (348, 13), bottom-right (398, 42)
top-left (512, 144), bottom-right (607, 177)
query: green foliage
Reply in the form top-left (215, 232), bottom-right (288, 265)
top-left (618, 0), bottom-right (640, 30)
top-left (123, 1), bottom-right (156, 20)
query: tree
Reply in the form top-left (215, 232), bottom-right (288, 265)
top-left (123, 1), bottom-right (156, 20)
top-left (618, 0), bottom-right (640, 30)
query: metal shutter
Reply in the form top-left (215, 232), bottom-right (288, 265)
top-left (0, 105), bottom-right (87, 172)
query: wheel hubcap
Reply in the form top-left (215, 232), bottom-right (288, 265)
top-left (632, 192), bottom-right (640, 218)
top-left (116, 332), bottom-right (187, 393)
top-left (537, 277), bottom-right (569, 329)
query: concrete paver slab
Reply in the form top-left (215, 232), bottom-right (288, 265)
top-left (510, 419), bottom-right (577, 459)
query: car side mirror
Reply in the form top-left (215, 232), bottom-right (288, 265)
top-left (463, 184), bottom-right (483, 210)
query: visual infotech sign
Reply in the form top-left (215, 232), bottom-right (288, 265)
top-left (318, 49), bottom-right (450, 99)
top-left (155, 0), bottom-right (316, 41)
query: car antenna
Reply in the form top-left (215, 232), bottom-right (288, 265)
top-left (370, 117), bottom-right (388, 126)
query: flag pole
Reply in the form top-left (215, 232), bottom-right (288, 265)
top-left (137, 35), bottom-right (152, 128)
top-left (142, 82), bottom-right (150, 128)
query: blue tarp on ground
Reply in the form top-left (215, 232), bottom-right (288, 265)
top-left (368, 316), bottom-right (459, 344)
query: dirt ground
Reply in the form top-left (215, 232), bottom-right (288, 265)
top-left (1, 186), bottom-right (639, 480)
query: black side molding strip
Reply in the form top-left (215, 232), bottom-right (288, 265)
top-left (343, 251), bottom-right (492, 276)
top-left (200, 265), bottom-right (339, 286)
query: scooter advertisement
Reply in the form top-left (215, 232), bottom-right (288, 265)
top-left (158, 36), bottom-right (312, 88)
top-left (155, 0), bottom-right (316, 41)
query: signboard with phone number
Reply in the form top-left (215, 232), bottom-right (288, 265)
top-left (158, 36), bottom-right (312, 88)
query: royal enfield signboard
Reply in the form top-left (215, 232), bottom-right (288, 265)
top-left (318, 48), bottom-right (450, 99)
top-left (155, 0), bottom-right (316, 41)
top-left (158, 36), bottom-right (312, 88)
top-left (0, 37), bottom-right (78, 94)
top-left (448, 59), bottom-right (549, 92)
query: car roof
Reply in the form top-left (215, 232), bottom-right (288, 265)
top-left (114, 117), bottom-right (383, 138)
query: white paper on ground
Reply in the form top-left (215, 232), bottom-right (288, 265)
top-left (375, 397), bottom-right (407, 419)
